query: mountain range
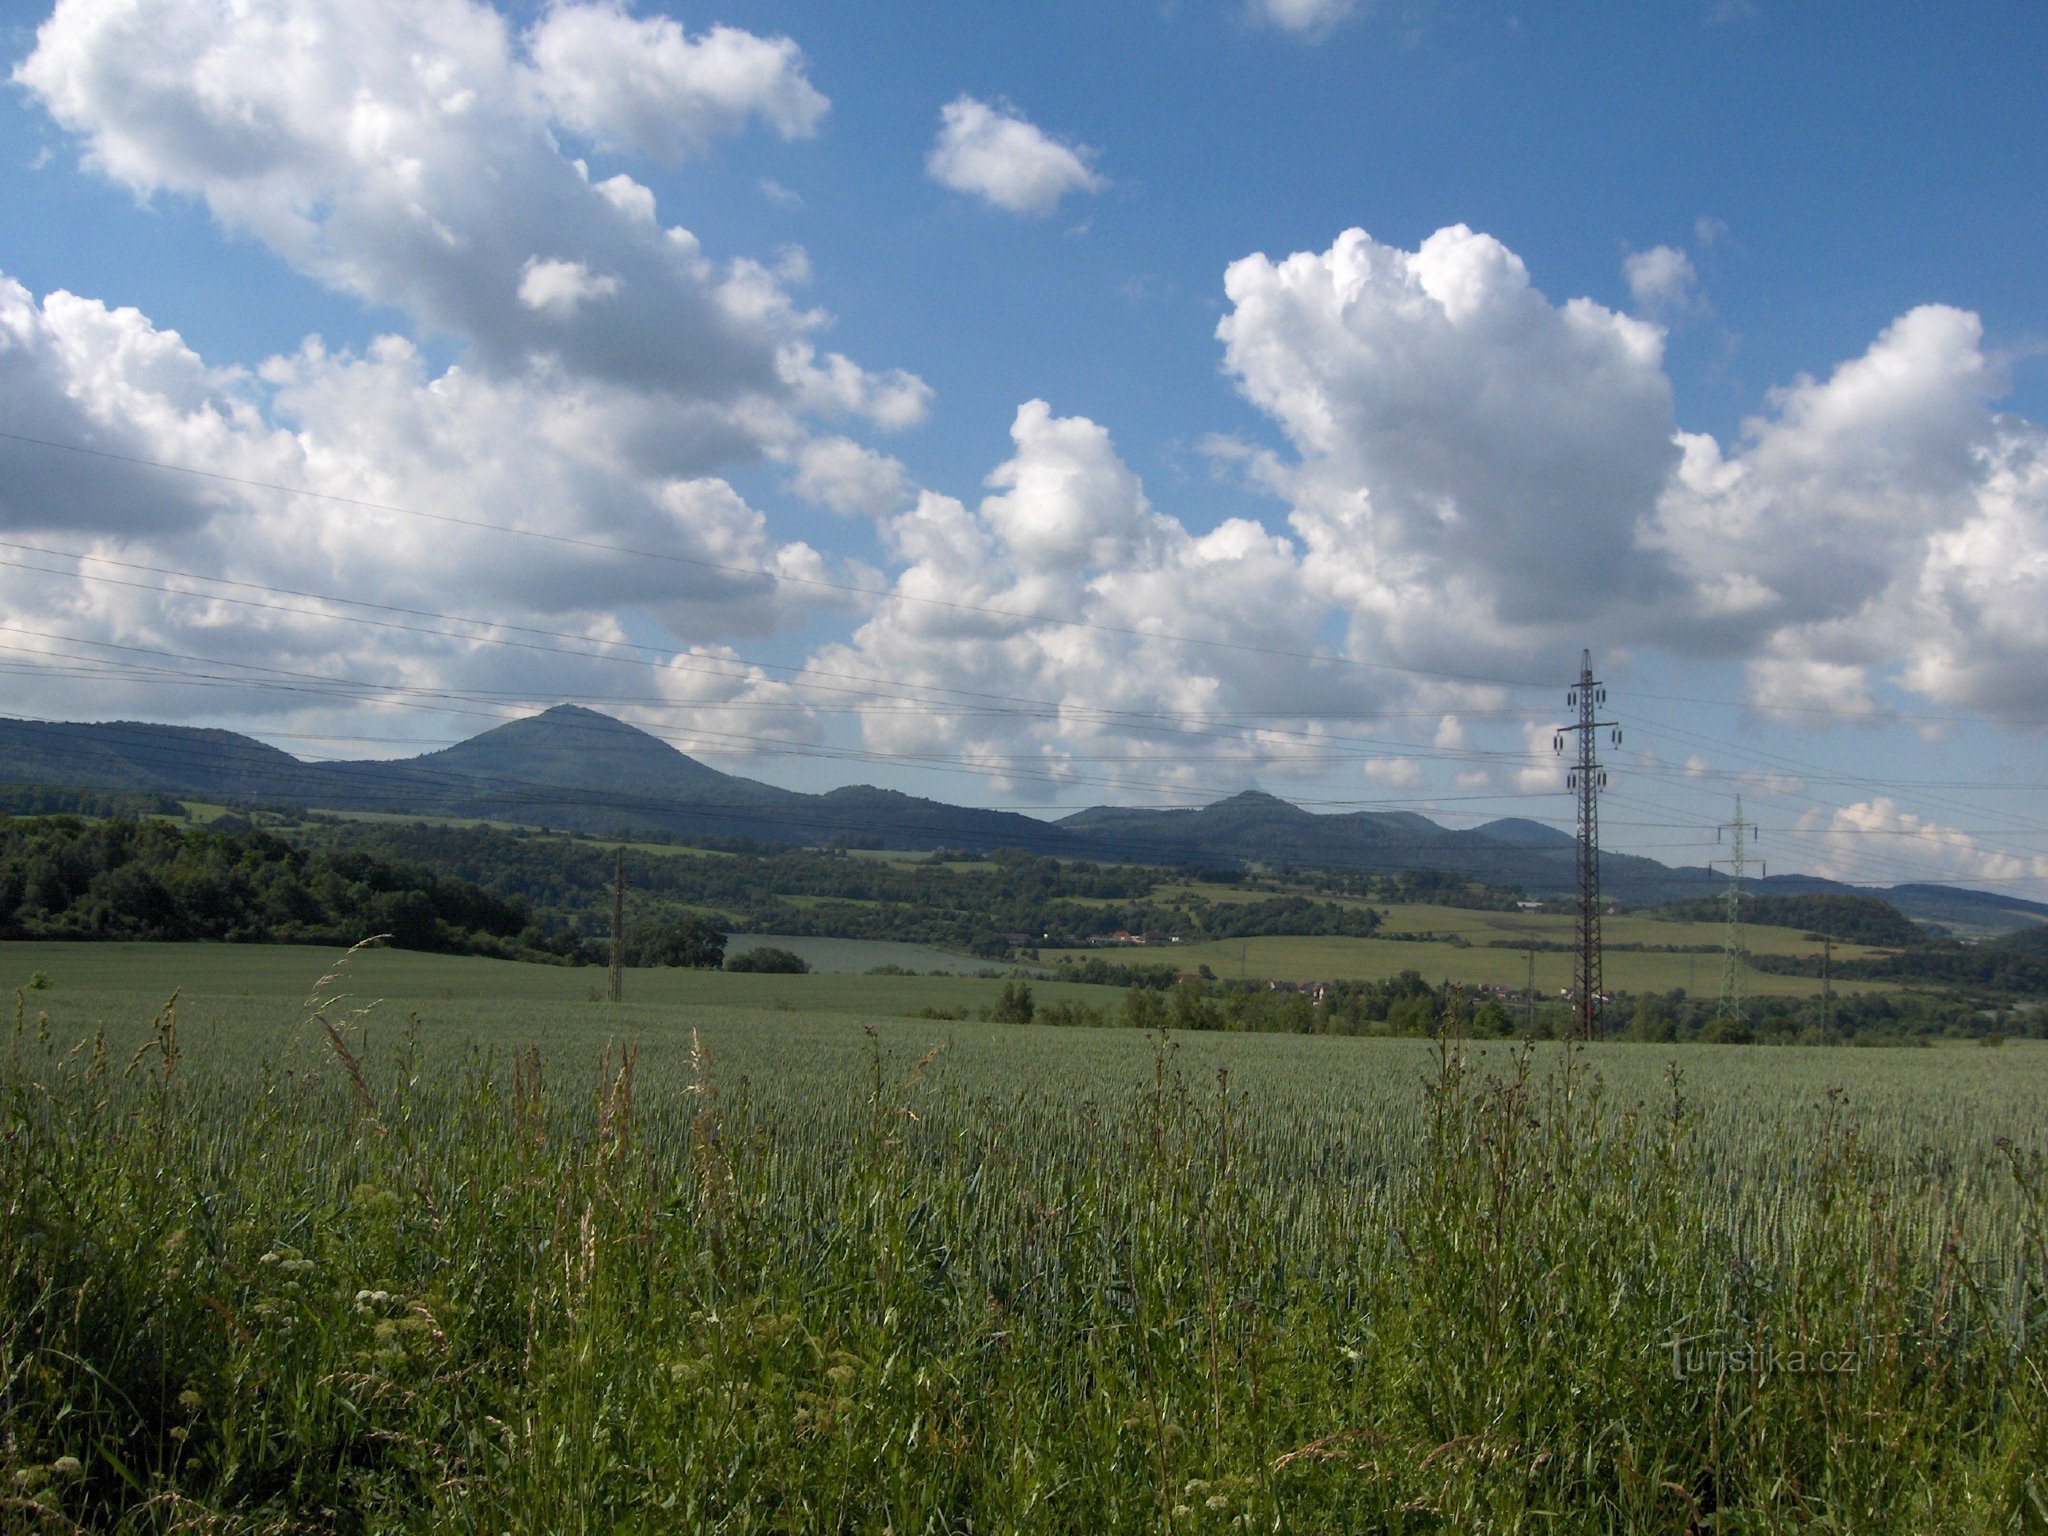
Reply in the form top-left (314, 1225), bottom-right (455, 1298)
top-left (4, 706), bottom-right (2044, 932)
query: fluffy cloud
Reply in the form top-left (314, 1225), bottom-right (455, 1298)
top-left (798, 222), bottom-right (2048, 801)
top-left (0, 271), bottom-right (857, 752)
top-left (517, 257), bottom-right (620, 317)
top-left (1214, 224), bottom-right (2048, 717)
top-left (789, 437), bottom-right (911, 517)
top-left (0, 277), bottom-right (241, 535)
top-left (14, 0), bottom-right (911, 424)
top-left (1795, 798), bottom-right (2048, 888)
top-left (526, 5), bottom-right (827, 161)
top-left (1219, 224), bottom-right (1684, 667)
top-left (1361, 756), bottom-right (1423, 789)
top-left (1651, 304), bottom-right (2048, 713)
top-left (804, 401), bottom-right (1420, 794)
top-left (1623, 245), bottom-right (1698, 314)
top-left (925, 96), bottom-right (1105, 218)
top-left (0, 0), bottom-right (930, 755)
top-left (11, 0), bottom-right (2048, 845)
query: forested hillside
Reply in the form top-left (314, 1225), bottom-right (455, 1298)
top-left (295, 820), bottom-right (1385, 955)
top-left (0, 816), bottom-right (543, 958)
top-left (1649, 892), bottom-right (1928, 946)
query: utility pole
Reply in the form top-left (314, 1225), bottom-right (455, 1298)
top-left (1554, 649), bottom-right (1620, 1040)
top-left (1712, 797), bottom-right (1761, 1029)
top-left (608, 846), bottom-right (625, 1004)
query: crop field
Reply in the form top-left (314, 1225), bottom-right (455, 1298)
top-left (1041, 931), bottom-right (1885, 999)
top-left (1041, 900), bottom-right (1900, 999)
top-left (3, 941), bottom-right (2044, 1530)
top-left (719, 934), bottom-right (1008, 975)
top-left (0, 943), bottom-right (1128, 1035)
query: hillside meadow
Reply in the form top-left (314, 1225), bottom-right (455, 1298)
top-left (3, 939), bottom-right (2044, 1529)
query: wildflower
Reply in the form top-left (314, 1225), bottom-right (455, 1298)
top-left (51, 1457), bottom-right (82, 1480)
top-left (1206, 1494), bottom-right (1231, 1512)
top-left (177, 1390), bottom-right (203, 1413)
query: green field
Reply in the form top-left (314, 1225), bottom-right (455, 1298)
top-left (1044, 936), bottom-right (1884, 1000)
top-left (720, 933), bottom-right (1012, 974)
top-left (4, 941), bottom-right (2043, 1530)
top-left (0, 942), bottom-right (1127, 1036)
top-left (1039, 901), bottom-right (1898, 999)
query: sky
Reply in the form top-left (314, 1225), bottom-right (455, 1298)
top-left (2, 0), bottom-right (2047, 897)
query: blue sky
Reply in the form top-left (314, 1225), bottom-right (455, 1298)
top-left (2, 0), bottom-right (2046, 896)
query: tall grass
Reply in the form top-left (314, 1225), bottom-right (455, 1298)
top-left (2, 980), bottom-right (2044, 1531)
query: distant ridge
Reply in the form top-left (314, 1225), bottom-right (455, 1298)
top-left (1, 707), bottom-right (2042, 930)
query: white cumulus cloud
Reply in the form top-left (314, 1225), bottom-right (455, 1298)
top-left (527, 4), bottom-right (828, 161)
top-left (1623, 245), bottom-right (1698, 314)
top-left (1795, 798), bottom-right (2048, 889)
top-left (925, 96), bottom-right (1105, 218)
top-left (1218, 224), bottom-right (1684, 670)
top-left (14, 0), bottom-right (913, 423)
top-left (517, 257), bottom-right (620, 317)
top-left (789, 437), bottom-right (911, 517)
top-left (0, 0), bottom-right (927, 758)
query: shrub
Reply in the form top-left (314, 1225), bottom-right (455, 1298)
top-left (725, 946), bottom-right (809, 974)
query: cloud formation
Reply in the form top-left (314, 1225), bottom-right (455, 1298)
top-left (1623, 245), bottom-right (1699, 314)
top-left (1, 0), bottom-right (929, 754)
top-left (806, 224), bottom-right (2048, 794)
top-left (926, 96), bottom-right (1105, 217)
top-left (7, 0), bottom-right (2048, 849)
top-left (1219, 224), bottom-right (1684, 663)
top-left (1795, 798), bottom-right (2048, 888)
top-left (15, 0), bottom-right (914, 424)
top-left (526, 4), bottom-right (828, 160)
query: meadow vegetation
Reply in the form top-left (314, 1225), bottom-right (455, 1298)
top-left (2, 943), bottom-right (2044, 1531)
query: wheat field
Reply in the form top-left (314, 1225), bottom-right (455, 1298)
top-left (2, 943), bottom-right (2043, 1530)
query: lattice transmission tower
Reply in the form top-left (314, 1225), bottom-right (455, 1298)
top-left (1713, 797), bottom-right (1761, 1028)
top-left (1553, 650), bottom-right (1620, 1039)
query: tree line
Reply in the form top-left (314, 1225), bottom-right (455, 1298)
top-left (0, 815), bottom-right (539, 957)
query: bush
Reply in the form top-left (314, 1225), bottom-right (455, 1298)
top-left (725, 946), bottom-right (809, 974)
top-left (1036, 998), bottom-right (1106, 1028)
top-left (990, 979), bottom-right (1035, 1024)
top-left (624, 914), bottom-right (726, 969)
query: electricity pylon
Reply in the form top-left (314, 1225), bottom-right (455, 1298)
top-left (1713, 797), bottom-right (1761, 1028)
top-left (1554, 650), bottom-right (1620, 1040)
